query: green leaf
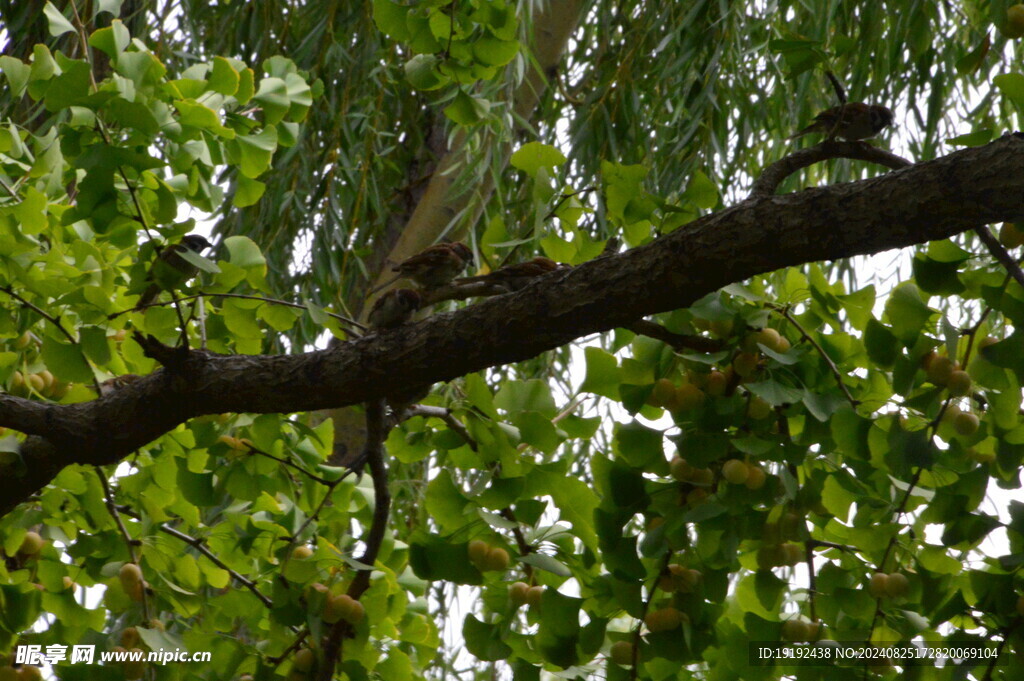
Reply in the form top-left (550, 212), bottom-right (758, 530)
top-left (613, 420), bottom-right (663, 469)
top-left (510, 142), bottom-right (566, 177)
top-left (41, 335), bottom-right (93, 383)
top-left (12, 186), bottom-right (48, 234)
top-left (95, 0), bottom-right (125, 16)
top-left (994, 73), bottom-right (1024, 112)
top-left (252, 77), bottom-right (290, 124)
top-left (463, 614), bottom-right (512, 661)
top-left (946, 129), bottom-right (994, 147)
top-left (234, 175), bottom-right (266, 208)
top-left (409, 534), bottom-right (482, 585)
top-left (884, 283), bottom-right (933, 343)
top-left (404, 54), bottom-right (448, 91)
top-left (579, 347), bottom-right (621, 399)
top-left (224, 236), bottom-right (266, 270)
top-left (683, 170), bottom-right (718, 210)
top-left (43, 2), bottom-right (76, 37)
top-left (233, 126), bottom-right (278, 178)
top-left (472, 33), bottom-right (520, 67)
top-left (494, 379), bottom-right (556, 415)
top-left (955, 34), bottom-right (990, 75)
top-left (373, 0), bottom-right (412, 40)
top-left (88, 21), bottom-right (131, 60)
top-left (0, 56), bottom-right (31, 96)
top-left (518, 552), bottom-right (571, 577)
top-left (209, 57), bottom-right (240, 96)
top-left (443, 90), bottom-right (489, 125)
top-left (174, 100), bottom-right (235, 137)
top-left (864, 318), bottom-right (899, 367)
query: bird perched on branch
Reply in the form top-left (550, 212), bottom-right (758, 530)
top-left (789, 102), bottom-right (894, 141)
top-left (371, 242), bottom-right (474, 293)
top-left (137, 234), bottom-right (213, 308)
top-left (454, 256), bottom-right (566, 292)
top-left (367, 288), bottom-right (421, 329)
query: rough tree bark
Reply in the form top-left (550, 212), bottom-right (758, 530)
top-left (1, 133), bottom-right (1023, 518)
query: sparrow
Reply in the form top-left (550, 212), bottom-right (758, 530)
top-left (137, 234), bottom-right (213, 308)
top-left (789, 102), bottom-right (894, 141)
top-left (454, 256), bottom-right (566, 292)
top-left (367, 288), bottom-right (421, 329)
top-left (371, 242), bottom-right (474, 293)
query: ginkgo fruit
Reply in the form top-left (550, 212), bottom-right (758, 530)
top-left (526, 586), bottom-right (544, 607)
top-left (925, 355), bottom-right (957, 385)
top-left (733, 352), bottom-right (759, 378)
top-left (509, 582), bottom-right (530, 606)
top-left (744, 466), bottom-right (766, 490)
top-left (781, 619), bottom-right (809, 641)
top-left (18, 531), bottom-right (44, 557)
top-left (121, 627), bottom-right (140, 648)
top-left (293, 649), bottom-right (315, 672)
top-left (648, 378), bottom-right (676, 407)
top-left (946, 370), bottom-right (972, 397)
top-left (868, 573), bottom-right (889, 598)
top-left (705, 370), bottom-right (728, 396)
top-left (119, 563), bottom-right (143, 591)
top-left (644, 607), bottom-right (684, 632)
top-left (468, 539), bottom-right (490, 566)
top-left (885, 572), bottom-right (910, 598)
top-left (721, 459), bottom-right (749, 484)
top-left (673, 383), bottom-right (705, 410)
top-left (953, 412), bottom-right (980, 437)
top-left (609, 640), bottom-right (634, 665)
top-left (482, 547), bottom-right (510, 572)
top-left (669, 457), bottom-right (693, 482)
top-left (1004, 6), bottom-right (1024, 38)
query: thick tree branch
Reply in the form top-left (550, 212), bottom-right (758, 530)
top-left (3, 134), bottom-right (1024, 518)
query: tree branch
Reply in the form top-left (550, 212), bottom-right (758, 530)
top-left (3, 134), bottom-right (1024, 518)
top-left (750, 140), bottom-right (912, 198)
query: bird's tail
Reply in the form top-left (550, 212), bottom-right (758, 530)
top-left (136, 284), bottom-right (160, 309)
top-left (368, 272), bottom-right (402, 295)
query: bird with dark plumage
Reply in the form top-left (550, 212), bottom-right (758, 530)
top-left (454, 256), bottom-right (566, 292)
top-left (367, 288), bottom-right (421, 329)
top-left (789, 103), bottom-right (894, 141)
top-left (371, 242), bottom-right (474, 293)
top-left (137, 234), bottom-right (212, 308)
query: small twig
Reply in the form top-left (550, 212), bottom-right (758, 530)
top-left (626, 319), bottom-right (727, 353)
top-left (401, 405), bottom-right (477, 451)
top-left (288, 469), bottom-right (358, 547)
top-left (806, 539), bottom-right (855, 553)
top-left (267, 630), bottom-right (310, 666)
top-left (498, 508), bottom-right (533, 581)
top-left (771, 304), bottom-right (859, 408)
top-left (241, 442), bottom-right (335, 485)
top-left (114, 504), bottom-right (278, 612)
top-left (975, 225), bottom-right (1024, 291)
top-left (108, 291), bottom-right (366, 332)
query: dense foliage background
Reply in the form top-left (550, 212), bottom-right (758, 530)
top-left (1, 0), bottom-right (1024, 680)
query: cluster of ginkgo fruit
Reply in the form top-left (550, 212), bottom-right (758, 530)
top-left (668, 455), bottom-right (767, 508)
top-left (4, 332), bottom-right (72, 400)
top-left (645, 324), bottom-right (790, 422)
